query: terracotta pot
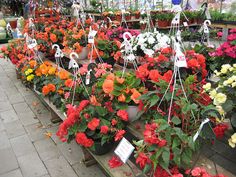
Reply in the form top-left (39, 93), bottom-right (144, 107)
top-left (125, 15), bottom-right (131, 21)
top-left (158, 20), bottom-right (169, 28)
top-left (135, 14), bottom-right (140, 19)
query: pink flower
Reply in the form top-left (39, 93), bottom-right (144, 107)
top-left (217, 32), bottom-right (223, 37)
top-left (64, 92), bottom-right (70, 99)
top-left (191, 167), bottom-right (202, 176)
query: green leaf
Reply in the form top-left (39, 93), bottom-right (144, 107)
top-left (172, 137), bottom-right (181, 149)
top-left (171, 116), bottom-right (181, 125)
top-left (133, 140), bottom-right (144, 147)
top-left (112, 90), bottom-right (121, 96)
top-left (95, 106), bottom-right (107, 117)
top-left (77, 119), bottom-right (87, 132)
top-left (147, 144), bottom-right (158, 151)
top-left (162, 149), bottom-right (170, 166)
top-left (143, 163), bottom-right (152, 174)
top-left (222, 100), bottom-right (234, 112)
top-left (149, 95), bottom-right (159, 107)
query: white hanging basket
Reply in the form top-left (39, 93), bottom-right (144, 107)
top-left (126, 105), bottom-right (139, 122)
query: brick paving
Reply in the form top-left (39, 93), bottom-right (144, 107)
top-left (0, 58), bottom-right (106, 177)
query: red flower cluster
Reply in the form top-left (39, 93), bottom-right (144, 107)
top-left (154, 166), bottom-right (181, 177)
top-left (136, 152), bottom-right (151, 169)
top-left (213, 123), bottom-right (229, 139)
top-left (87, 118), bottom-right (100, 131)
top-left (117, 110), bottom-right (129, 121)
top-left (100, 125), bottom-right (109, 134)
top-left (75, 132), bottom-right (94, 147)
top-left (108, 156), bottom-right (123, 168)
top-left (143, 123), bottom-right (167, 147)
top-left (56, 100), bottom-right (90, 142)
top-left (115, 130), bottom-right (126, 141)
top-left (186, 167), bottom-right (227, 177)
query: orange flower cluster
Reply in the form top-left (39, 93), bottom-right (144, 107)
top-left (35, 62), bottom-right (56, 76)
top-left (50, 33), bottom-right (57, 43)
top-left (29, 60), bottom-right (37, 69)
top-left (42, 83), bottom-right (56, 96)
top-left (102, 73), bottom-right (115, 94)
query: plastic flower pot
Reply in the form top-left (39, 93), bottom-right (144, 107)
top-left (135, 13), bottom-right (140, 19)
top-left (172, 0), bottom-right (181, 5)
top-left (78, 47), bottom-right (89, 60)
top-left (89, 141), bottom-right (114, 155)
top-left (125, 15), bottom-right (131, 21)
top-left (126, 105), bottom-right (139, 122)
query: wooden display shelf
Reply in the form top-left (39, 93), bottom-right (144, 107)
top-left (30, 59), bottom-right (144, 177)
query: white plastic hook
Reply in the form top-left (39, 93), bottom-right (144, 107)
top-left (69, 52), bottom-right (79, 69)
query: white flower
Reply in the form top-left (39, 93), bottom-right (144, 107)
top-left (233, 64), bottom-right (236, 68)
top-left (203, 83), bottom-right (211, 91)
top-left (222, 64), bottom-right (231, 70)
top-left (144, 49), bottom-right (154, 57)
top-left (232, 82), bottom-right (236, 87)
top-left (220, 67), bottom-right (228, 74)
top-left (227, 77), bottom-right (234, 84)
top-left (209, 89), bottom-right (217, 99)
top-left (213, 93), bottom-right (227, 106)
top-left (148, 36), bottom-right (155, 45)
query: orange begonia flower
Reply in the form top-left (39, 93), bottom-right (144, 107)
top-left (47, 83), bottom-right (56, 92)
top-left (130, 89), bottom-right (141, 104)
top-left (90, 95), bottom-right (101, 106)
top-left (57, 89), bottom-right (64, 95)
top-left (116, 77), bottom-right (125, 84)
top-left (29, 60), bottom-right (37, 68)
top-left (40, 64), bottom-right (49, 75)
top-left (50, 33), bottom-right (57, 43)
top-left (35, 68), bottom-right (42, 76)
top-left (118, 94), bottom-right (126, 102)
top-left (59, 71), bottom-right (69, 80)
top-left (102, 79), bottom-right (114, 94)
top-left (65, 79), bottom-right (73, 87)
top-left (42, 85), bottom-right (50, 96)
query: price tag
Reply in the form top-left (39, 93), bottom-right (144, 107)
top-left (183, 22), bottom-right (188, 27)
top-left (88, 28), bottom-right (97, 44)
top-left (175, 52), bottom-right (187, 68)
top-left (114, 138), bottom-right (135, 163)
top-left (85, 70), bottom-right (91, 85)
top-left (28, 39), bottom-right (37, 49)
top-left (69, 52), bottom-right (79, 69)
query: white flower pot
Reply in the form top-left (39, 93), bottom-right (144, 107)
top-left (126, 106), bottom-right (139, 122)
top-left (78, 47), bottom-right (89, 60)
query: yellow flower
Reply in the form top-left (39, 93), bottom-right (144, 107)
top-left (233, 64), bottom-right (236, 68)
top-left (228, 133), bottom-right (236, 148)
top-left (232, 82), bottom-right (236, 88)
top-left (227, 78), bottom-right (234, 84)
top-left (28, 69), bottom-right (33, 74)
top-left (228, 138), bottom-right (235, 148)
top-left (209, 89), bottom-right (217, 99)
top-left (26, 74), bottom-right (34, 81)
top-left (222, 64), bottom-right (231, 69)
top-left (213, 93), bottom-right (227, 106)
top-left (203, 83), bottom-right (211, 91)
top-left (48, 67), bottom-right (56, 75)
top-left (25, 70), bottom-right (29, 75)
top-left (220, 67), bottom-right (227, 74)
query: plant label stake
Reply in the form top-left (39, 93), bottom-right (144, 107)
top-left (120, 32), bottom-right (138, 77)
top-left (52, 44), bottom-right (64, 70)
top-left (114, 137), bottom-right (135, 163)
top-left (69, 52), bottom-right (90, 104)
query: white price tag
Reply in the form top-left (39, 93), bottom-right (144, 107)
top-left (69, 52), bottom-right (79, 69)
top-left (28, 39), bottom-right (37, 49)
top-left (183, 22), bottom-right (188, 27)
top-left (175, 53), bottom-right (187, 68)
top-left (114, 138), bottom-right (135, 163)
top-left (88, 28), bottom-right (97, 44)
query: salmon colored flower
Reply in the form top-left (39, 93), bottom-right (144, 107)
top-left (87, 118), bottom-right (100, 131)
top-left (102, 79), bottom-right (114, 94)
top-left (118, 94), bottom-right (126, 102)
top-left (116, 77), bottom-right (125, 84)
top-left (42, 85), bottom-right (50, 96)
top-left (47, 83), bottom-right (56, 92)
top-left (106, 73), bottom-right (115, 81)
top-left (64, 79), bottom-right (73, 87)
top-left (29, 60), bottom-right (37, 68)
top-left (131, 89), bottom-right (141, 104)
top-left (59, 71), bottom-right (69, 80)
top-left (50, 33), bottom-right (57, 43)
top-left (35, 68), bottom-right (42, 76)
top-left (90, 95), bottom-right (101, 106)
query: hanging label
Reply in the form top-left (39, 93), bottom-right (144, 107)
top-left (175, 52), bottom-right (187, 68)
top-left (193, 118), bottom-right (210, 142)
top-left (183, 22), bottom-right (188, 27)
top-left (85, 70), bottom-right (91, 85)
top-left (88, 27), bottom-right (97, 44)
top-left (69, 52), bottom-right (79, 69)
top-left (171, 12), bottom-right (180, 26)
top-left (28, 39), bottom-right (37, 49)
top-left (114, 138), bottom-right (135, 163)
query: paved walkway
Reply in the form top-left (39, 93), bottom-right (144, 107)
top-left (0, 59), bottom-right (106, 177)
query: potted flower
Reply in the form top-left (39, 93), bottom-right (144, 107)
top-left (205, 64), bottom-right (236, 132)
top-left (124, 11), bottom-right (131, 21)
top-left (95, 71), bottom-right (146, 122)
top-left (156, 11), bottom-right (174, 28)
top-left (56, 99), bottom-right (128, 155)
top-left (114, 11), bottom-right (122, 21)
top-left (134, 10), bottom-right (141, 19)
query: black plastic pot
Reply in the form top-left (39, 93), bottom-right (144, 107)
top-left (95, 57), bottom-right (116, 67)
top-left (89, 141), bottom-right (114, 155)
